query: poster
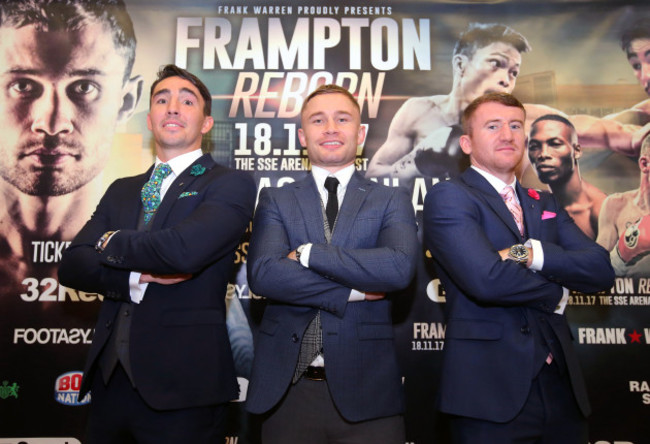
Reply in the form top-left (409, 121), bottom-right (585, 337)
top-left (1, 1), bottom-right (648, 442)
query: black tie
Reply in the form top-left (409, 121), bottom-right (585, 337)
top-left (324, 176), bottom-right (339, 230)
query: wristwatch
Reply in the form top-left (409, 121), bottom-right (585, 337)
top-left (95, 231), bottom-right (116, 253)
top-left (295, 244), bottom-right (306, 264)
top-left (508, 244), bottom-right (529, 265)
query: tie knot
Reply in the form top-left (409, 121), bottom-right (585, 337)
top-left (500, 185), bottom-right (515, 201)
top-left (324, 176), bottom-right (339, 193)
top-left (153, 163), bottom-right (172, 180)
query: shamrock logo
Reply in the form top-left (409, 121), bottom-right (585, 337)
top-left (190, 164), bottom-right (206, 176)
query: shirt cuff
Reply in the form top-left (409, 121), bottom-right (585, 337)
top-left (299, 243), bottom-right (313, 267)
top-left (129, 272), bottom-right (148, 304)
top-left (525, 239), bottom-right (544, 271)
top-left (349, 289), bottom-right (365, 302)
top-left (555, 287), bottom-right (569, 314)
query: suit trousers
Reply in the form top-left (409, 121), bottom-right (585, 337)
top-left (87, 364), bottom-right (227, 444)
top-left (448, 360), bottom-right (588, 444)
top-left (261, 377), bottom-right (405, 444)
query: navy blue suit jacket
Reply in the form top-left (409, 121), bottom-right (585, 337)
top-left (423, 167), bottom-right (614, 423)
top-left (59, 154), bottom-right (256, 410)
top-left (245, 171), bottom-right (418, 422)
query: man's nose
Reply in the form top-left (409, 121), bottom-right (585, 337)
top-left (538, 143), bottom-right (552, 159)
top-left (324, 119), bottom-right (338, 133)
top-left (30, 89), bottom-right (74, 137)
top-left (166, 97), bottom-right (180, 115)
top-left (498, 71), bottom-right (513, 89)
top-left (500, 125), bottom-right (514, 141)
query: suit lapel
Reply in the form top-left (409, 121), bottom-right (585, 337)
top-left (150, 153), bottom-right (216, 229)
top-left (461, 168), bottom-right (522, 240)
top-left (518, 183), bottom-right (542, 239)
top-left (330, 172), bottom-right (368, 245)
top-left (294, 175), bottom-right (327, 244)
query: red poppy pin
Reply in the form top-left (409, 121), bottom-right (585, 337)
top-left (527, 189), bottom-right (540, 200)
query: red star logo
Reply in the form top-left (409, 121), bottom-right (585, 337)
top-left (628, 330), bottom-right (642, 343)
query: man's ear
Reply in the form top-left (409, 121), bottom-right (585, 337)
top-left (201, 116), bottom-right (214, 134)
top-left (459, 134), bottom-right (472, 155)
top-left (117, 75), bottom-right (144, 124)
top-left (453, 54), bottom-right (468, 77)
top-left (357, 123), bottom-right (367, 146)
top-left (573, 143), bottom-right (582, 161)
top-left (298, 128), bottom-right (307, 148)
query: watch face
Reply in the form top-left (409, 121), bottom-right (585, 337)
top-left (510, 244), bottom-right (528, 262)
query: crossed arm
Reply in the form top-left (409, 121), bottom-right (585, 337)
top-left (59, 171), bottom-right (256, 297)
top-left (423, 182), bottom-right (614, 310)
top-left (247, 186), bottom-right (418, 317)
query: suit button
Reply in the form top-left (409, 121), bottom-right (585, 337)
top-left (105, 320), bottom-right (113, 328)
top-left (521, 326), bottom-right (530, 334)
top-left (291, 334), bottom-right (299, 343)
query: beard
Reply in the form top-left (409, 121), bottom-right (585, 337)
top-left (1, 136), bottom-right (104, 196)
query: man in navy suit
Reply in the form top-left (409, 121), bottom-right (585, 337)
top-left (246, 84), bottom-right (418, 443)
top-left (423, 92), bottom-right (614, 443)
top-left (58, 65), bottom-right (256, 443)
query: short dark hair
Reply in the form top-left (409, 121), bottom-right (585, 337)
top-left (530, 114), bottom-right (578, 144)
top-left (462, 92), bottom-right (525, 135)
top-left (0, 0), bottom-right (137, 84)
top-left (454, 22), bottom-right (531, 60)
top-left (301, 84), bottom-right (360, 117)
top-left (150, 64), bottom-right (212, 116)
top-left (621, 17), bottom-right (650, 53)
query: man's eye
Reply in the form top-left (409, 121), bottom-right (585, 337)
top-left (8, 78), bottom-right (42, 99)
top-left (183, 99), bottom-right (194, 106)
top-left (67, 80), bottom-right (100, 102)
top-left (489, 59), bottom-right (503, 69)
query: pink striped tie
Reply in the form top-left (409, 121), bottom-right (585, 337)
top-left (500, 186), bottom-right (524, 236)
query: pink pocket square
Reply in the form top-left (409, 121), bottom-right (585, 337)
top-left (541, 211), bottom-right (556, 220)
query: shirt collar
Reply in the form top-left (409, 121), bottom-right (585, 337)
top-left (154, 149), bottom-right (203, 177)
top-left (471, 165), bottom-right (517, 196)
top-left (311, 164), bottom-right (355, 192)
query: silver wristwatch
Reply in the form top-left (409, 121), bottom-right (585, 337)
top-left (508, 244), bottom-right (529, 265)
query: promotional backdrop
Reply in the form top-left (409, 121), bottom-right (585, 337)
top-left (1, 1), bottom-right (648, 443)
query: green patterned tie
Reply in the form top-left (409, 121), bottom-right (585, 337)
top-left (141, 163), bottom-right (172, 224)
